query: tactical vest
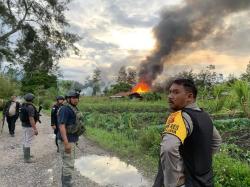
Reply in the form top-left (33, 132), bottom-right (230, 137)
top-left (180, 108), bottom-right (214, 187)
top-left (64, 103), bottom-right (86, 136)
top-left (20, 103), bottom-right (39, 124)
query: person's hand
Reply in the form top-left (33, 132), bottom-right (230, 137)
top-left (33, 129), bottom-right (38, 136)
top-left (51, 125), bottom-right (56, 130)
top-left (64, 142), bottom-right (71, 154)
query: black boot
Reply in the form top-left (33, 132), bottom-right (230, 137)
top-left (24, 147), bottom-right (34, 163)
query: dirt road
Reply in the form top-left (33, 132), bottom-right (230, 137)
top-left (0, 114), bottom-right (152, 187)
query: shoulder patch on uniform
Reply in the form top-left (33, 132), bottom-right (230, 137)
top-left (164, 111), bottom-right (187, 143)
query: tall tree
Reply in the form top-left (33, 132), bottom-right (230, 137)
top-left (0, 0), bottom-right (78, 61)
top-left (1, 63), bottom-right (22, 81)
top-left (195, 65), bottom-right (223, 88)
top-left (126, 68), bottom-right (137, 85)
top-left (241, 61), bottom-right (250, 82)
top-left (0, 0), bottom-right (79, 91)
top-left (177, 69), bottom-right (195, 82)
top-left (117, 66), bottom-right (127, 83)
top-left (92, 68), bottom-right (101, 96)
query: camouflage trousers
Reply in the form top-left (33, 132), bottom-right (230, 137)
top-left (22, 127), bottom-right (33, 148)
top-left (59, 141), bottom-right (76, 187)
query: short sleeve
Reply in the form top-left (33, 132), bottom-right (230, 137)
top-left (164, 111), bottom-right (188, 143)
top-left (58, 106), bottom-right (69, 125)
top-left (27, 105), bottom-right (35, 117)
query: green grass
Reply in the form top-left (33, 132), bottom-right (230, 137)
top-left (84, 112), bottom-right (167, 131)
top-left (214, 118), bottom-right (250, 132)
top-left (78, 96), bottom-right (168, 113)
top-left (214, 153), bottom-right (250, 187)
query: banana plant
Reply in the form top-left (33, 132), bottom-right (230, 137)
top-left (232, 80), bottom-right (250, 118)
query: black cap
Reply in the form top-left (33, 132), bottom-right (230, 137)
top-left (24, 93), bottom-right (35, 102)
top-left (66, 90), bottom-right (80, 98)
top-left (56, 95), bottom-right (65, 100)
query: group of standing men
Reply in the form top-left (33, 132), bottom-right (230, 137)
top-left (2, 90), bottom-right (83, 187)
top-left (1, 78), bottom-right (222, 187)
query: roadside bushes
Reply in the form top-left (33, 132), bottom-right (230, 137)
top-left (41, 99), bottom-right (52, 110)
top-left (84, 112), bottom-right (166, 130)
top-left (141, 92), bottom-right (162, 101)
top-left (138, 127), bottom-right (161, 157)
top-left (232, 80), bottom-right (250, 118)
top-left (33, 87), bottom-right (59, 110)
top-left (0, 75), bottom-right (20, 99)
top-left (214, 153), bottom-right (250, 187)
top-left (214, 118), bottom-right (250, 132)
top-left (220, 144), bottom-right (250, 164)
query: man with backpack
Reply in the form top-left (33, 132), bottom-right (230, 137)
top-left (2, 95), bottom-right (20, 137)
top-left (51, 95), bottom-right (65, 152)
top-left (20, 93), bottom-right (39, 163)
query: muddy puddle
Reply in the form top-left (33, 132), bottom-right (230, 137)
top-left (75, 155), bottom-right (150, 187)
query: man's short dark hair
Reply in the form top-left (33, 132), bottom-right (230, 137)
top-left (168, 78), bottom-right (198, 98)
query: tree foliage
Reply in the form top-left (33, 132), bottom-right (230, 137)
top-left (117, 66), bottom-right (137, 85)
top-left (195, 65), bottom-right (223, 88)
top-left (127, 68), bottom-right (137, 85)
top-left (83, 68), bottom-right (102, 96)
top-left (21, 71), bottom-right (57, 93)
top-left (106, 66), bottom-right (137, 95)
top-left (108, 82), bottom-right (132, 95)
top-left (0, 0), bottom-right (79, 92)
top-left (57, 79), bottom-right (84, 94)
top-left (92, 68), bottom-right (101, 96)
top-left (117, 66), bottom-right (127, 83)
top-left (241, 61), bottom-right (250, 82)
top-left (0, 74), bottom-right (20, 99)
top-left (0, 0), bottom-right (78, 62)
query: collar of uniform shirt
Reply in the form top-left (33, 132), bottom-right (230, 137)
top-left (168, 102), bottom-right (201, 113)
top-left (185, 103), bottom-right (201, 111)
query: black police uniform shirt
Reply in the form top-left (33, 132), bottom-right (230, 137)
top-left (22, 105), bottom-right (36, 127)
top-left (51, 104), bottom-right (62, 134)
top-left (57, 105), bottom-right (79, 142)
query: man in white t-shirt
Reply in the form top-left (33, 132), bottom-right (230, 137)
top-left (2, 95), bottom-right (20, 137)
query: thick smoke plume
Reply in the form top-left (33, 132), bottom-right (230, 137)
top-left (139, 0), bottom-right (250, 85)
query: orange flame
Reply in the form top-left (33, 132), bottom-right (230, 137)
top-left (131, 81), bottom-right (150, 93)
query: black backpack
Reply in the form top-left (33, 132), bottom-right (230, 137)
top-left (20, 103), bottom-right (38, 123)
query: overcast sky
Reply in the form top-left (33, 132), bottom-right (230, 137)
top-left (59, 0), bottom-right (250, 84)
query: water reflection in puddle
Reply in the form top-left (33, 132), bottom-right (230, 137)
top-left (75, 155), bottom-right (150, 187)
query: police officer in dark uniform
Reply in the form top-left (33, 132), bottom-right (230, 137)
top-left (58, 90), bottom-right (85, 187)
top-left (51, 95), bottom-right (65, 152)
top-left (20, 93), bottom-right (39, 163)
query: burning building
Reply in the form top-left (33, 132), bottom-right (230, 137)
top-left (110, 81), bottom-right (151, 99)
